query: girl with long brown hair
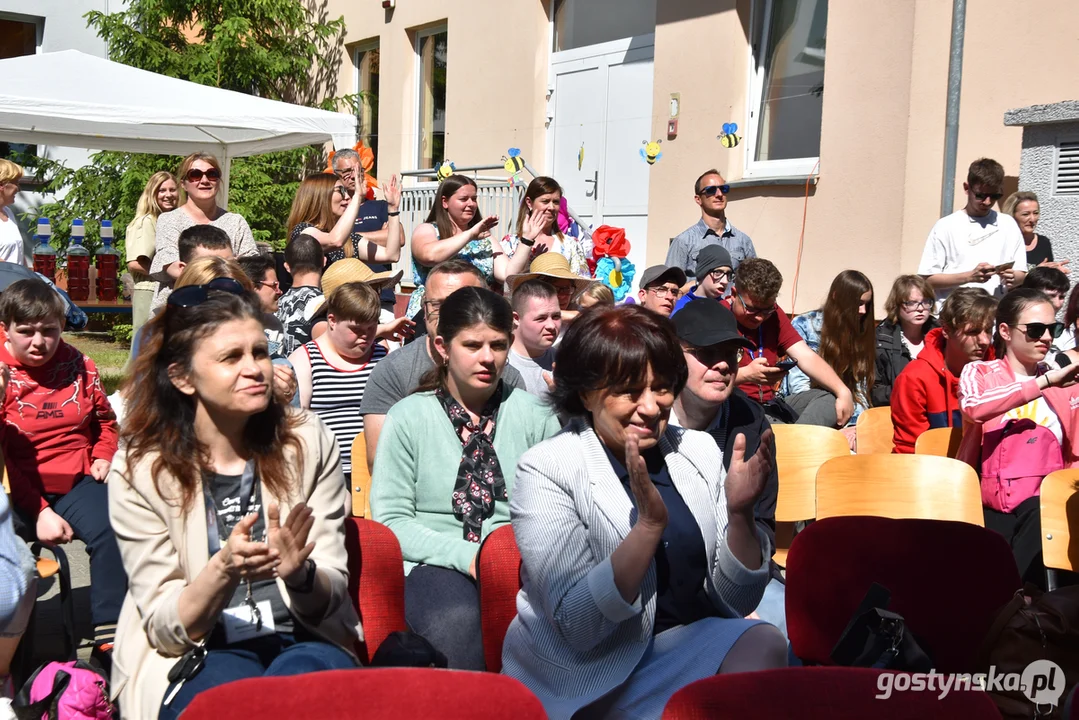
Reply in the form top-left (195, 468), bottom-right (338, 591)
top-left (502, 176), bottom-right (592, 279)
top-left (111, 283), bottom-right (360, 719)
top-left (286, 172), bottom-right (402, 268)
top-left (405, 174), bottom-right (534, 319)
top-left (782, 270), bottom-right (876, 448)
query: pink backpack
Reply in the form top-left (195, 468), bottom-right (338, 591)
top-left (12, 660), bottom-right (112, 720)
top-left (980, 418), bottom-right (1063, 513)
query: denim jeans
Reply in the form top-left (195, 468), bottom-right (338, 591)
top-left (158, 632), bottom-right (357, 719)
top-left (404, 564), bottom-right (485, 670)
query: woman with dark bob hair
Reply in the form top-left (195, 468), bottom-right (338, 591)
top-left (109, 281), bottom-right (360, 718)
top-left (502, 304), bottom-right (786, 719)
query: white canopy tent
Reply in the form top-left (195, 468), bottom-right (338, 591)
top-left (0, 50), bottom-right (356, 202)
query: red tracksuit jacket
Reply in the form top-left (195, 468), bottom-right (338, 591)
top-left (890, 327), bottom-right (964, 454)
top-left (0, 340), bottom-right (118, 515)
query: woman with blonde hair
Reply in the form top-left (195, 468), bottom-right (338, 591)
top-left (1003, 190), bottom-right (1069, 274)
top-left (286, 173), bottom-right (402, 268)
top-left (0, 158), bottom-right (27, 266)
top-left (872, 274), bottom-right (938, 406)
top-left (148, 152), bottom-right (259, 313)
top-left (572, 281), bottom-right (615, 310)
top-left (503, 176), bottom-right (592, 279)
top-left (127, 171), bottom-right (179, 336)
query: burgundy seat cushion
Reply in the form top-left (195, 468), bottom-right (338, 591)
top-left (345, 518), bottom-right (407, 664)
top-left (661, 667), bottom-right (1002, 719)
top-left (785, 516), bottom-right (1022, 673)
top-left (477, 525), bottom-right (522, 672)
top-left (182, 667), bottom-right (548, 719)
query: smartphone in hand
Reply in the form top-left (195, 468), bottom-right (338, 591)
top-left (775, 358), bottom-right (798, 371)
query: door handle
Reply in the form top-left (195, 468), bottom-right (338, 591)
top-left (584, 171), bottom-right (598, 198)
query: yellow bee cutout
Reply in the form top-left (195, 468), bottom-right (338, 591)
top-left (503, 148), bottom-right (525, 174)
top-left (436, 160), bottom-right (456, 181)
top-left (640, 140), bottom-right (662, 165)
top-left (718, 123), bottom-right (741, 149)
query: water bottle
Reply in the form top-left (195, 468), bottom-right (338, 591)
top-left (66, 219), bottom-right (91, 302)
top-left (95, 220), bottom-right (119, 301)
top-left (32, 218), bottom-right (57, 281)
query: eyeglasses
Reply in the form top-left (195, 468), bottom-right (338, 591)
top-left (424, 299), bottom-right (443, 317)
top-left (972, 191), bottom-right (1003, 202)
top-left (699, 184), bottom-right (731, 198)
top-left (737, 293), bottom-right (776, 317)
top-left (708, 269), bottom-right (732, 282)
top-left (1011, 322), bottom-right (1065, 341)
top-left (257, 280), bottom-right (281, 292)
top-left (901, 300), bottom-right (932, 311)
top-left (647, 286), bottom-right (680, 299)
top-left (685, 345), bottom-right (744, 367)
top-left (185, 168), bottom-right (222, 183)
top-left (552, 283), bottom-right (576, 296)
top-left (167, 277), bottom-right (245, 308)
top-left (333, 185), bottom-right (353, 197)
top-left (336, 168), bottom-right (356, 179)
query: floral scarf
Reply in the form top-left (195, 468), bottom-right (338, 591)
top-left (436, 384), bottom-right (507, 543)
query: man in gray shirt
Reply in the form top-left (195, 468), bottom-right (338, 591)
top-left (507, 279), bottom-right (560, 398)
top-left (359, 259), bottom-right (525, 472)
top-left (665, 168), bottom-right (757, 294)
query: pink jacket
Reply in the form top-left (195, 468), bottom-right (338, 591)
top-left (958, 358), bottom-right (1079, 487)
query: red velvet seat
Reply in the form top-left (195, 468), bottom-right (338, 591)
top-left (661, 667), bottom-right (1002, 719)
top-left (785, 516), bottom-right (1022, 673)
top-left (476, 525), bottom-right (522, 672)
top-left (182, 667), bottom-right (548, 719)
top-left (345, 517), bottom-right (408, 664)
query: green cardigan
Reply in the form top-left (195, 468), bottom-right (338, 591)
top-left (371, 384), bottom-right (563, 574)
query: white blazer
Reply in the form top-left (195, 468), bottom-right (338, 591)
top-left (501, 419), bottom-right (772, 719)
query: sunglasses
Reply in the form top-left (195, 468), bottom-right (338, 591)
top-left (1011, 322), bottom-right (1065, 341)
top-left (685, 345), bottom-right (744, 367)
top-left (699, 184), bottom-right (731, 198)
top-left (168, 277), bottom-right (246, 308)
top-left (972, 191), bottom-right (1003, 202)
top-left (185, 168), bottom-right (222, 183)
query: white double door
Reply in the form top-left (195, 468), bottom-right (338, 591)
top-left (547, 35), bottom-right (655, 277)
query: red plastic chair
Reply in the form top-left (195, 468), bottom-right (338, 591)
top-left (345, 517), bottom-right (408, 664)
top-left (785, 516), bottom-right (1022, 673)
top-left (661, 667), bottom-right (1003, 719)
top-left (182, 667), bottom-right (548, 719)
top-left (476, 525), bottom-right (522, 672)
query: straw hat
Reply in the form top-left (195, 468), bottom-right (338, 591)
top-left (507, 252), bottom-right (593, 295)
top-left (312, 258), bottom-right (402, 315)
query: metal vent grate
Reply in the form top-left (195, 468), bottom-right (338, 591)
top-left (1056, 142), bottom-right (1079, 195)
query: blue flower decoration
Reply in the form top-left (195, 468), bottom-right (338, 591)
top-left (596, 257), bottom-right (636, 302)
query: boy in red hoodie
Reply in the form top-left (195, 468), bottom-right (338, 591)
top-left (891, 287), bottom-right (997, 453)
top-left (0, 279), bottom-right (126, 664)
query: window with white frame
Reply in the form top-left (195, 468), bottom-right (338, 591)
top-left (415, 26), bottom-right (447, 170)
top-left (354, 41), bottom-right (380, 169)
top-left (746, 0), bottom-right (828, 177)
top-left (1, 15), bottom-right (39, 161)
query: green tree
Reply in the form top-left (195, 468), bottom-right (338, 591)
top-left (25, 0), bottom-right (352, 255)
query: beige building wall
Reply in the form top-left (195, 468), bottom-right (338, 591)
top-left (326, 0), bottom-right (550, 183)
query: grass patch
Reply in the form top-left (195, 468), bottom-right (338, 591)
top-left (63, 333), bottom-right (130, 395)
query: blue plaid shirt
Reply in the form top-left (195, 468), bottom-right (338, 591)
top-left (665, 218), bottom-right (757, 285)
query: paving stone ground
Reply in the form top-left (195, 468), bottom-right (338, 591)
top-left (26, 539), bottom-right (94, 666)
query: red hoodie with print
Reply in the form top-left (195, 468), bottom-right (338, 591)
top-left (0, 339), bottom-right (118, 515)
top-left (891, 327), bottom-right (964, 454)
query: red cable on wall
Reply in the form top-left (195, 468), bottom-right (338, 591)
top-left (789, 159), bottom-right (821, 311)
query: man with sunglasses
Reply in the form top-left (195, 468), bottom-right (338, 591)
top-left (724, 258), bottom-right (855, 427)
top-left (670, 245), bottom-right (734, 317)
top-left (332, 149), bottom-right (396, 314)
top-left (919, 157), bottom-right (1027, 311)
top-left (669, 299), bottom-right (787, 634)
top-left (665, 169), bottom-right (756, 295)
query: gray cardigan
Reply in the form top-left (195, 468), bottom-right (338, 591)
top-left (502, 419), bottom-right (771, 719)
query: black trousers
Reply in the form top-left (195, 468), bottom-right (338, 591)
top-left (983, 496), bottom-right (1045, 590)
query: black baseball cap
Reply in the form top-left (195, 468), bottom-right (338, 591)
top-left (672, 298), bottom-right (755, 349)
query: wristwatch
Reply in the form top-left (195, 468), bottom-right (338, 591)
top-left (285, 559), bottom-right (317, 593)
top-left (387, 210), bottom-right (401, 217)
top-left (519, 237), bottom-right (536, 247)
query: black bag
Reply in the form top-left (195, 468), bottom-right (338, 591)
top-left (369, 631), bottom-right (448, 668)
top-left (830, 582), bottom-right (933, 672)
top-left (762, 397), bottom-right (800, 425)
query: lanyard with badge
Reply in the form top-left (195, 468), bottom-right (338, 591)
top-left (202, 460), bottom-right (275, 643)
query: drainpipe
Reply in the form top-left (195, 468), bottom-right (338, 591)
top-left (940, 0), bottom-right (967, 216)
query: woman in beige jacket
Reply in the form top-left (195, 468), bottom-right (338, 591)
top-left (108, 279), bottom-right (361, 719)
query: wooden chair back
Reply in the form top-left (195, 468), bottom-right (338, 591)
top-left (855, 406), bottom-right (894, 454)
top-left (914, 426), bottom-right (963, 458)
top-left (770, 425), bottom-right (850, 566)
top-left (350, 431), bottom-right (372, 518)
top-left (1040, 469), bottom-right (1079, 585)
top-left (815, 454), bottom-right (983, 526)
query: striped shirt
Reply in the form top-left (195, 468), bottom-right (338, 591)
top-left (305, 340), bottom-right (388, 476)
